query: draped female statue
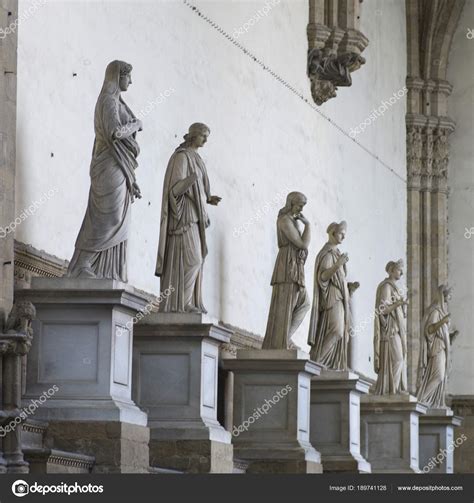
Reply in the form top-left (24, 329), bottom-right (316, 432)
top-left (308, 221), bottom-right (359, 370)
top-left (155, 123), bottom-right (221, 313)
top-left (262, 192), bottom-right (311, 349)
top-left (373, 260), bottom-right (409, 395)
top-left (417, 285), bottom-right (459, 408)
top-left (67, 60), bottom-right (142, 282)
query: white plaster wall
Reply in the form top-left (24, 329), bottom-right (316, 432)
top-left (15, 0), bottom-right (406, 377)
top-left (447, 0), bottom-right (474, 395)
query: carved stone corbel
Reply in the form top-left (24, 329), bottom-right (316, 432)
top-left (307, 0), bottom-right (369, 105)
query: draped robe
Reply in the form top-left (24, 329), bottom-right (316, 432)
top-left (155, 147), bottom-right (211, 312)
top-left (417, 289), bottom-right (451, 408)
top-left (373, 279), bottom-right (407, 394)
top-left (67, 62), bottom-right (139, 282)
top-left (308, 243), bottom-right (350, 370)
top-left (262, 214), bottom-right (310, 349)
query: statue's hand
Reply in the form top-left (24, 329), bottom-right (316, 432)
top-left (207, 195), bottom-right (222, 206)
top-left (134, 118), bottom-right (143, 131)
top-left (132, 182), bottom-right (142, 200)
top-left (348, 281), bottom-right (360, 294)
top-left (295, 213), bottom-right (310, 226)
top-left (337, 253), bottom-right (349, 267)
top-left (374, 356), bottom-right (380, 373)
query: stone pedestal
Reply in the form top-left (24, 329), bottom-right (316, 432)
top-left (419, 407), bottom-right (463, 473)
top-left (361, 394), bottom-right (427, 473)
top-left (310, 370), bottom-right (371, 473)
top-left (133, 314), bottom-right (233, 473)
top-left (16, 278), bottom-right (150, 473)
top-left (223, 350), bottom-right (323, 474)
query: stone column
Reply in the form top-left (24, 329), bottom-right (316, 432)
top-left (0, 0), bottom-right (18, 326)
top-left (0, 332), bottom-right (33, 473)
top-left (405, 0), bottom-right (465, 392)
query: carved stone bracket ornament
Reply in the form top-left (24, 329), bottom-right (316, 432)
top-left (307, 0), bottom-right (368, 105)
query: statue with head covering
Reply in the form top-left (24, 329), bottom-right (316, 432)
top-left (416, 284), bottom-right (459, 408)
top-left (67, 60), bottom-right (142, 282)
top-left (262, 192), bottom-right (311, 349)
top-left (155, 123), bottom-right (221, 313)
top-left (307, 221), bottom-right (359, 370)
top-left (373, 259), bottom-right (409, 395)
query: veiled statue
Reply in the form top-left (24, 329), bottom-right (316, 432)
top-left (155, 123), bottom-right (221, 313)
top-left (417, 285), bottom-right (459, 408)
top-left (373, 260), bottom-right (409, 395)
top-left (308, 221), bottom-right (359, 370)
top-left (67, 60), bottom-right (142, 282)
top-left (262, 192), bottom-right (311, 349)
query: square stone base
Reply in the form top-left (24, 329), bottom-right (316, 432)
top-left (44, 421), bottom-right (150, 473)
top-left (133, 319), bottom-right (233, 471)
top-left (17, 278), bottom-right (149, 426)
top-left (223, 350), bottom-right (322, 473)
top-left (361, 394), bottom-right (427, 473)
top-left (419, 407), bottom-right (463, 473)
top-left (149, 439), bottom-right (233, 473)
top-left (311, 370), bottom-right (371, 473)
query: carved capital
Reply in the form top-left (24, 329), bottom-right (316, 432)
top-left (0, 333), bottom-right (33, 356)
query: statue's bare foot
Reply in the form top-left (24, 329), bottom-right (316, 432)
top-left (184, 305), bottom-right (200, 314)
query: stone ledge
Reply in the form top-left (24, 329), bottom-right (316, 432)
top-left (24, 447), bottom-right (95, 474)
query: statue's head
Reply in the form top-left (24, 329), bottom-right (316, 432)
top-left (327, 221), bottom-right (347, 245)
top-left (439, 284), bottom-right (453, 303)
top-left (386, 259), bottom-right (404, 280)
top-left (279, 192), bottom-right (307, 217)
top-left (119, 62), bottom-right (133, 92)
top-left (183, 123), bottom-right (210, 149)
top-left (102, 60), bottom-right (133, 96)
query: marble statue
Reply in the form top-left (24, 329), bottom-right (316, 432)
top-left (67, 60), bottom-right (142, 282)
top-left (262, 192), bottom-right (311, 349)
top-left (416, 285), bottom-right (459, 408)
top-left (373, 259), bottom-right (409, 395)
top-left (155, 123), bottom-right (221, 313)
top-left (308, 221), bottom-right (359, 370)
